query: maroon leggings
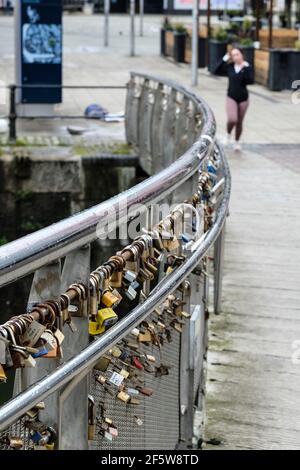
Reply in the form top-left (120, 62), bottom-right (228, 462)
top-left (226, 97), bottom-right (249, 141)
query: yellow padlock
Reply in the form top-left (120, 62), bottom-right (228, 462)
top-left (89, 308), bottom-right (118, 336)
top-left (166, 266), bottom-right (174, 275)
top-left (101, 290), bottom-right (121, 308)
top-left (45, 443), bottom-right (55, 450)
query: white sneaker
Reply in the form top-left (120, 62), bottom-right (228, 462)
top-left (222, 134), bottom-right (232, 146)
top-left (233, 142), bottom-right (241, 152)
top-left (0, 119), bottom-right (8, 134)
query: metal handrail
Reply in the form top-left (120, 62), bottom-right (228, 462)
top-left (0, 141), bottom-right (230, 433)
top-left (0, 73), bottom-right (216, 289)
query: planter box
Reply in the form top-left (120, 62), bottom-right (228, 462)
top-left (255, 48), bottom-right (300, 91)
top-left (161, 28), bottom-right (166, 56)
top-left (268, 49), bottom-right (300, 91)
top-left (208, 40), bottom-right (228, 73)
top-left (259, 29), bottom-right (298, 49)
top-left (165, 30), bottom-right (174, 57)
top-left (185, 34), bottom-right (207, 68)
top-left (164, 30), bottom-right (186, 63)
top-left (173, 32), bottom-right (186, 63)
top-left (255, 49), bottom-right (270, 87)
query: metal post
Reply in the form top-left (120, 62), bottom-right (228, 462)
top-left (179, 279), bottom-right (194, 447)
top-left (206, 0), bottom-right (211, 67)
top-left (130, 0), bottom-right (136, 56)
top-left (191, 0), bottom-right (199, 86)
top-left (9, 84), bottom-right (17, 142)
top-left (140, 0), bottom-right (144, 37)
top-left (104, 0), bottom-right (110, 47)
top-left (214, 222), bottom-right (226, 315)
top-left (255, 0), bottom-right (260, 42)
top-left (268, 0), bottom-right (273, 49)
top-left (224, 0), bottom-right (228, 19)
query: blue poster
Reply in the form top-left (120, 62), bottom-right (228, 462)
top-left (20, 0), bottom-right (63, 104)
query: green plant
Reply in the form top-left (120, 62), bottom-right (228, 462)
top-left (229, 22), bottom-right (240, 34)
top-left (173, 23), bottom-right (187, 34)
top-left (214, 28), bottom-right (229, 42)
top-left (0, 236), bottom-right (8, 246)
top-left (227, 10), bottom-right (243, 17)
top-left (239, 38), bottom-right (254, 47)
top-left (163, 17), bottom-right (173, 31)
top-left (243, 18), bottom-right (252, 33)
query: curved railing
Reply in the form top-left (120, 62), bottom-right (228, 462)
top-left (0, 74), bottom-right (215, 288)
top-left (0, 72), bottom-right (231, 450)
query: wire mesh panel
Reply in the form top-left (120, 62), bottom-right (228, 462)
top-left (89, 314), bottom-right (181, 450)
top-left (0, 417), bottom-right (34, 451)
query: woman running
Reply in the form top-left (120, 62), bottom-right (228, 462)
top-left (214, 47), bottom-right (254, 152)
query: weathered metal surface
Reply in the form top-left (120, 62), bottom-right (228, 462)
top-left (58, 246), bottom-right (91, 450)
top-left (18, 262), bottom-right (62, 438)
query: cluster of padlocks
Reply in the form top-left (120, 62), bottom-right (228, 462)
top-left (0, 149), bottom-right (222, 450)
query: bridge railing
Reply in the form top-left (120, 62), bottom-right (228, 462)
top-left (0, 72), bottom-right (231, 450)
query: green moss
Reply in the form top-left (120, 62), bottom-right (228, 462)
top-left (73, 145), bottom-right (91, 156)
top-left (73, 142), bottom-right (134, 157)
top-left (20, 221), bottom-right (42, 233)
top-left (109, 143), bottom-right (133, 155)
top-left (14, 138), bottom-right (27, 147)
top-left (0, 236), bottom-right (8, 246)
top-left (15, 190), bottom-right (33, 203)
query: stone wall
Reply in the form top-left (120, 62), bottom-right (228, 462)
top-left (0, 146), bottom-right (137, 322)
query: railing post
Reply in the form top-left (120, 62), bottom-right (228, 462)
top-left (179, 279), bottom-right (194, 448)
top-left (58, 245), bottom-right (91, 450)
top-left (214, 222), bottom-right (226, 314)
top-left (9, 84), bottom-right (17, 142)
top-left (18, 261), bottom-right (62, 445)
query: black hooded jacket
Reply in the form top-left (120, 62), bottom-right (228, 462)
top-left (214, 59), bottom-right (254, 103)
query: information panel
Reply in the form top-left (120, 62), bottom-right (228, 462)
top-left (174, 0), bottom-right (244, 9)
top-left (19, 0), bottom-right (62, 104)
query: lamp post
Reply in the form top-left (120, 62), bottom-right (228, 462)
top-left (130, 0), bottom-right (136, 57)
top-left (206, 0), bottom-right (211, 68)
top-left (268, 0), bottom-right (273, 49)
top-left (192, 0), bottom-right (199, 86)
top-left (255, 0), bottom-right (260, 42)
top-left (104, 0), bottom-right (110, 47)
top-left (140, 0), bottom-right (144, 37)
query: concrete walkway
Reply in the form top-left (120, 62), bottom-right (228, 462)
top-left (203, 144), bottom-right (300, 450)
top-left (0, 14), bottom-right (299, 144)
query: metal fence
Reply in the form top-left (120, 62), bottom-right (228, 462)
top-left (0, 84), bottom-right (127, 142)
top-left (0, 72), bottom-right (231, 450)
